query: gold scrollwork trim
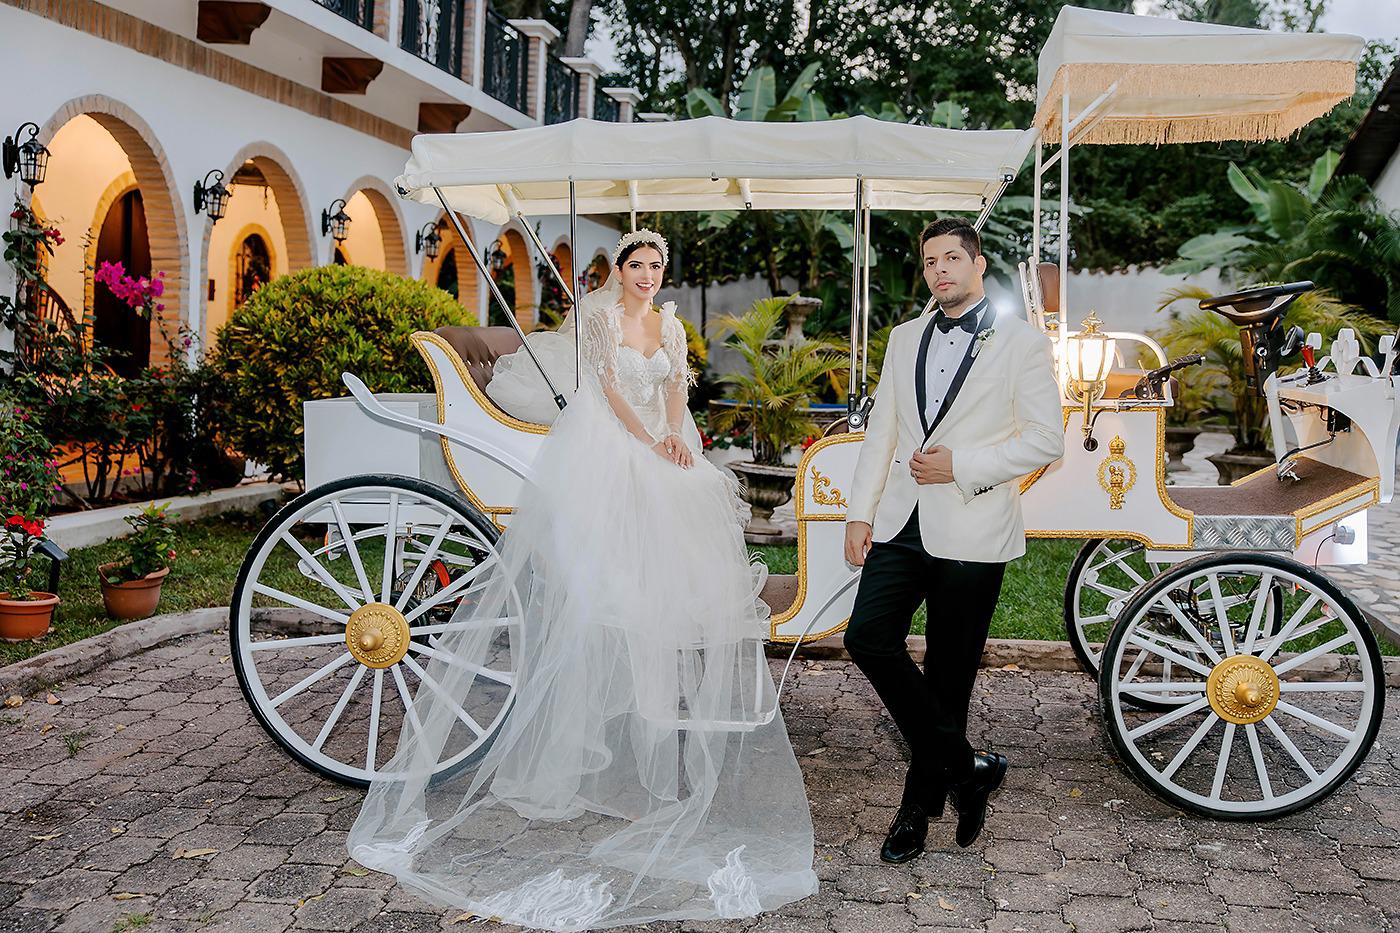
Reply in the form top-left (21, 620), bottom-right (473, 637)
top-left (769, 518), bottom-right (851, 642)
top-left (810, 467), bottom-right (848, 508)
top-left (792, 432), bottom-right (864, 521)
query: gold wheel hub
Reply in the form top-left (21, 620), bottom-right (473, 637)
top-left (1205, 654), bottom-right (1280, 725)
top-left (345, 602), bottom-right (411, 669)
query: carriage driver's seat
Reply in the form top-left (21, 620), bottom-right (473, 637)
top-left (434, 325), bottom-right (525, 393)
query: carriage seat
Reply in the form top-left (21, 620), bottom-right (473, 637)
top-left (434, 325), bottom-right (524, 393)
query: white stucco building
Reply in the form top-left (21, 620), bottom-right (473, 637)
top-left (1338, 64), bottom-right (1400, 211)
top-left (1, 0), bottom-right (635, 368)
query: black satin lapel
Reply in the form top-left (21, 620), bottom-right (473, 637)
top-left (914, 312), bottom-right (939, 437)
top-left (921, 305), bottom-right (996, 448)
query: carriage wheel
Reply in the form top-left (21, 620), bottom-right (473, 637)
top-left (1064, 538), bottom-right (1167, 676)
top-left (1098, 552), bottom-right (1385, 820)
top-left (230, 475), bottom-right (522, 787)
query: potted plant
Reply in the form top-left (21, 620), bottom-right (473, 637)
top-left (1156, 286), bottom-right (1387, 484)
top-left (0, 398), bottom-right (63, 640)
top-left (709, 296), bottom-right (846, 544)
top-left (98, 502), bottom-right (177, 620)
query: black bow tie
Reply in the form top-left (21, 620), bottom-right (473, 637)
top-left (933, 309), bottom-right (978, 334)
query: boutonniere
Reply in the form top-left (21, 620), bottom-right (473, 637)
top-left (971, 328), bottom-right (996, 358)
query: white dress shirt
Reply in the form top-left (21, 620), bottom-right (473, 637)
top-left (922, 296), bottom-right (990, 428)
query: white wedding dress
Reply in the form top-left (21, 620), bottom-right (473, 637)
top-left (347, 276), bottom-right (817, 930)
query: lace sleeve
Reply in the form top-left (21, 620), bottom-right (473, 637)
top-left (660, 303), bottom-right (696, 389)
top-left (581, 304), bottom-right (620, 386)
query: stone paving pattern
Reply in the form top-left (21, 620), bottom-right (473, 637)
top-left (1, 634), bottom-right (1398, 933)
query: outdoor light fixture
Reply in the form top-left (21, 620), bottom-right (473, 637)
top-left (321, 198), bottom-right (351, 243)
top-left (193, 169), bottom-right (232, 223)
top-left (415, 221), bottom-right (442, 259)
top-left (2, 122), bottom-right (49, 188)
top-left (1065, 312), bottom-right (1116, 451)
top-left (487, 237), bottom-right (508, 274)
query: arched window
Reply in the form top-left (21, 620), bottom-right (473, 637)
top-left (436, 248), bottom-right (459, 299)
top-left (234, 233), bottom-right (272, 308)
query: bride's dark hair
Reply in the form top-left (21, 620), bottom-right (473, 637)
top-left (615, 240), bottom-right (666, 267)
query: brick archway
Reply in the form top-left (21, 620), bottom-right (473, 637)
top-left (496, 223), bottom-right (536, 330)
top-left (38, 95), bottom-right (188, 367)
top-left (344, 176), bottom-right (408, 276)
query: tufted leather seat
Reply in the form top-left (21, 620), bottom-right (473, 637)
top-left (433, 325), bottom-right (525, 393)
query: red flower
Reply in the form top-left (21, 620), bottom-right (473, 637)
top-left (167, 549), bottom-right (177, 560)
top-left (5, 515), bottom-right (23, 528)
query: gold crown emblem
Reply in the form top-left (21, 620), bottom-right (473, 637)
top-left (1109, 435), bottom-right (1126, 456)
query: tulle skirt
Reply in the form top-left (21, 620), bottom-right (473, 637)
top-left (347, 380), bottom-right (817, 930)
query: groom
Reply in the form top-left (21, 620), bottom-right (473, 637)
top-left (843, 219), bottom-right (1064, 862)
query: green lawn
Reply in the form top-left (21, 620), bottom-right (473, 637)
top-left (751, 538), bottom-right (1081, 640)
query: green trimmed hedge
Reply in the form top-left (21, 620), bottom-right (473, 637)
top-left (211, 265), bottom-right (473, 482)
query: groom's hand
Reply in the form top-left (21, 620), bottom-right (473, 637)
top-left (845, 521), bottom-right (873, 566)
top-left (911, 445), bottom-right (954, 485)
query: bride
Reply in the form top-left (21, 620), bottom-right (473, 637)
top-left (347, 230), bottom-right (818, 930)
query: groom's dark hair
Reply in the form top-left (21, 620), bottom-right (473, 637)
top-left (919, 218), bottom-right (981, 260)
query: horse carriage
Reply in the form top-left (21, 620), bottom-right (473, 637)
top-left (230, 7), bottom-right (1389, 821)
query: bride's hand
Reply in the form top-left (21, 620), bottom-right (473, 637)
top-left (651, 438), bottom-right (681, 465)
top-left (665, 435), bottom-right (693, 469)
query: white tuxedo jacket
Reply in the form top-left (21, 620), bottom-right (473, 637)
top-left (846, 304), bottom-right (1065, 563)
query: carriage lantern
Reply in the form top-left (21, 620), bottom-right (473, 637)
top-left (2, 122), bottom-right (49, 188)
top-left (1066, 312), bottom-right (1115, 451)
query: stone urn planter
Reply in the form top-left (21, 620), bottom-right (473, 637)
top-left (99, 563), bottom-right (170, 620)
top-left (0, 592), bottom-right (59, 641)
top-left (781, 295), bottom-right (823, 346)
top-left (1164, 425), bottom-right (1203, 472)
top-left (1206, 449), bottom-right (1274, 486)
top-left (727, 460), bottom-right (798, 546)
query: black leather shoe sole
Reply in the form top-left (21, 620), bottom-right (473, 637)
top-left (880, 840), bottom-right (925, 863)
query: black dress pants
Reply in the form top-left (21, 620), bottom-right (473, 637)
top-left (843, 506), bottom-right (1006, 808)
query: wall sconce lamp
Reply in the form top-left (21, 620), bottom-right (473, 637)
top-left (2, 122), bottom-right (49, 188)
top-left (194, 169), bottom-right (232, 223)
top-left (321, 198), bottom-right (351, 243)
top-left (415, 222), bottom-right (442, 259)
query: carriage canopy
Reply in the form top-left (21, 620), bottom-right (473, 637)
top-left (394, 115), bottom-right (1037, 223)
top-left (1035, 6), bottom-right (1364, 146)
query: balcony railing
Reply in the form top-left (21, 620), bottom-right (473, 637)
top-left (483, 9), bottom-right (528, 114)
top-left (544, 54), bottom-right (578, 124)
top-left (594, 86), bottom-right (619, 122)
top-left (316, 0), bottom-right (374, 31)
top-left (401, 0), bottom-right (466, 75)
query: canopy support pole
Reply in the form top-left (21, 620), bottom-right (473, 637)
top-left (847, 177), bottom-right (863, 420)
top-left (1058, 90), bottom-right (1070, 366)
top-left (432, 185), bottom-right (567, 412)
top-left (1031, 145), bottom-right (1043, 268)
top-left (860, 195), bottom-right (872, 399)
top-left (570, 178), bottom-right (580, 390)
top-left (973, 173), bottom-right (1015, 232)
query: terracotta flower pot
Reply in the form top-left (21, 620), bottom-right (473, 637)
top-left (0, 592), bottom-right (60, 641)
top-left (99, 564), bottom-right (170, 620)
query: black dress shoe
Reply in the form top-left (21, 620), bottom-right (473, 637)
top-left (948, 751), bottom-right (1008, 848)
top-left (880, 802), bottom-right (928, 863)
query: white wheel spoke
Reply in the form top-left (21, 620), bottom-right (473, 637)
top-left (330, 499), bottom-right (376, 602)
top-left (313, 664), bottom-right (366, 752)
top-left (1127, 696), bottom-right (1211, 740)
top-left (1117, 681), bottom-right (1207, 694)
top-left (410, 614), bottom-right (519, 637)
top-left (1273, 700), bottom-right (1356, 740)
top-left (401, 654), bottom-right (487, 737)
top-left (1080, 613), bottom-right (1112, 627)
top-left (1151, 593), bottom-right (1223, 666)
top-left (1241, 573), bottom-right (1274, 655)
top-left (1162, 712), bottom-right (1219, 779)
top-left (414, 638), bottom-right (515, 686)
top-left (366, 669), bottom-right (383, 773)
top-left (1121, 649), bottom-right (1151, 683)
top-left (402, 556), bottom-right (500, 624)
top-left (1283, 614), bottom-right (1339, 645)
top-left (1277, 681), bottom-right (1368, 693)
top-left (381, 493), bottom-right (400, 603)
top-left (392, 519), bottom-right (454, 612)
top-left (280, 532), bottom-right (362, 612)
top-left (270, 651), bottom-right (355, 708)
top-left (1257, 593), bottom-right (1322, 663)
top-left (1086, 580), bottom-right (1131, 600)
top-left (1271, 633), bottom-right (1358, 677)
top-left (1126, 633), bottom-right (1215, 678)
top-left (1210, 721), bottom-right (1237, 800)
top-left (1262, 714), bottom-right (1321, 780)
top-left (252, 583), bottom-right (351, 626)
top-left (249, 632), bottom-right (346, 651)
top-left (391, 663), bottom-right (428, 745)
top-left (1244, 722), bottom-right (1275, 800)
top-left (1207, 573), bottom-right (1237, 656)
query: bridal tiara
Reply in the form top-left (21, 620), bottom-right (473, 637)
top-left (612, 229), bottom-right (669, 266)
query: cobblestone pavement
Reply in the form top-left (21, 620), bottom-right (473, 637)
top-left (1, 632), bottom-right (1398, 933)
